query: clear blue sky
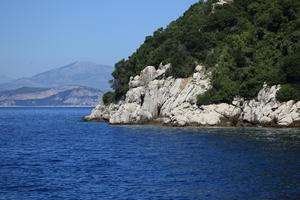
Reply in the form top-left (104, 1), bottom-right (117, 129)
top-left (0, 0), bottom-right (198, 78)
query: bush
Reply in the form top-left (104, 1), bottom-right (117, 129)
top-left (102, 91), bottom-right (116, 105)
top-left (281, 53), bottom-right (300, 83)
top-left (197, 90), bottom-right (214, 106)
top-left (276, 84), bottom-right (300, 102)
top-left (197, 77), bottom-right (239, 106)
top-left (165, 54), bottom-right (197, 78)
top-left (204, 71), bottom-right (240, 104)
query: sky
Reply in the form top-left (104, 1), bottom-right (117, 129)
top-left (0, 0), bottom-right (198, 78)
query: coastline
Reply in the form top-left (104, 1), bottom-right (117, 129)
top-left (0, 106), bottom-right (95, 108)
top-left (80, 117), bottom-right (300, 128)
top-left (82, 65), bottom-right (300, 128)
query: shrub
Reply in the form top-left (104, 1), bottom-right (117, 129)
top-left (166, 54), bottom-right (197, 78)
top-left (281, 53), bottom-right (300, 83)
top-left (197, 77), bottom-right (239, 106)
top-left (102, 91), bottom-right (116, 105)
top-left (276, 84), bottom-right (300, 102)
top-left (197, 90), bottom-right (213, 106)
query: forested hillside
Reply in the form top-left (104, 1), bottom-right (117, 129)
top-left (106, 0), bottom-right (300, 104)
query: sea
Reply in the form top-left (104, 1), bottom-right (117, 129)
top-left (0, 107), bottom-right (299, 200)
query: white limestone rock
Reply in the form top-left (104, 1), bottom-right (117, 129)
top-left (238, 84), bottom-right (300, 126)
top-left (85, 64), bottom-right (300, 127)
top-left (216, 0), bottom-right (233, 5)
top-left (129, 76), bottom-right (142, 88)
top-left (239, 84), bottom-right (281, 124)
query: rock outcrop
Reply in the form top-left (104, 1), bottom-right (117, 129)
top-left (83, 64), bottom-right (300, 127)
top-left (215, 0), bottom-right (233, 5)
top-left (212, 0), bottom-right (233, 13)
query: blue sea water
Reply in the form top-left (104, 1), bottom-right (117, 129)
top-left (0, 108), bottom-right (299, 200)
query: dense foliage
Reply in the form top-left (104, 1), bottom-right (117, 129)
top-left (105, 0), bottom-right (300, 104)
top-left (277, 84), bottom-right (300, 102)
top-left (102, 91), bottom-right (116, 105)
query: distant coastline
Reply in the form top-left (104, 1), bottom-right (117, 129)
top-left (0, 106), bottom-right (94, 108)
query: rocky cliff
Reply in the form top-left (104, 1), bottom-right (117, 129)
top-left (83, 65), bottom-right (300, 127)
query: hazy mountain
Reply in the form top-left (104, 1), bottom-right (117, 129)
top-left (0, 61), bottom-right (113, 91)
top-left (0, 86), bottom-right (102, 106)
top-left (0, 75), bottom-right (14, 84)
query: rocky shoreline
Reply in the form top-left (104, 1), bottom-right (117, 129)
top-left (82, 64), bottom-right (300, 128)
top-left (80, 117), bottom-right (300, 128)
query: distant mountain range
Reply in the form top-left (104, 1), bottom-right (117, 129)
top-left (0, 86), bottom-right (102, 107)
top-left (0, 61), bottom-right (113, 91)
top-left (0, 61), bottom-right (113, 106)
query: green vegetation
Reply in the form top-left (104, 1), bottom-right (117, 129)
top-left (102, 91), bottom-right (116, 105)
top-left (277, 84), bottom-right (300, 102)
top-left (106, 0), bottom-right (300, 104)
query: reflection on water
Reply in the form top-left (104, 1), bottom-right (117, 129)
top-left (126, 124), bottom-right (300, 147)
top-left (0, 108), bottom-right (299, 200)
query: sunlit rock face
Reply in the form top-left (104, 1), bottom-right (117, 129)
top-left (84, 64), bottom-right (300, 127)
top-left (238, 84), bottom-right (300, 126)
top-left (216, 0), bottom-right (233, 5)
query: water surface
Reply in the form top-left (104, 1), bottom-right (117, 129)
top-left (0, 108), bottom-right (299, 199)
